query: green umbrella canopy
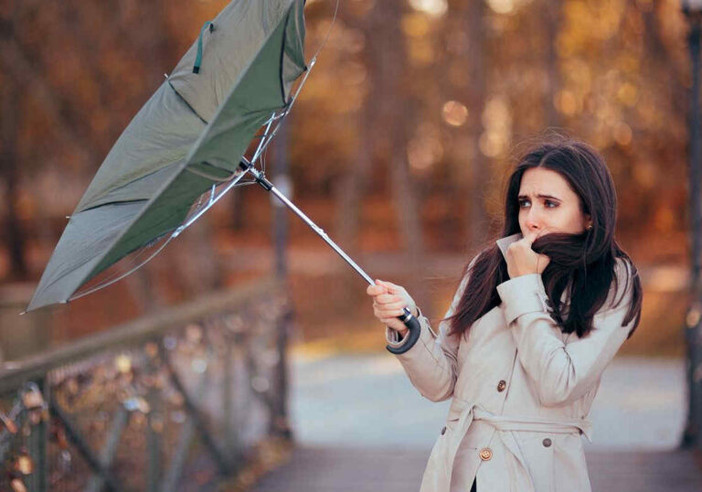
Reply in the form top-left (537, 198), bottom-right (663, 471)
top-left (26, 0), bottom-right (306, 312)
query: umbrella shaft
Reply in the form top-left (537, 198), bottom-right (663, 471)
top-left (241, 162), bottom-right (375, 286)
top-left (239, 161), bottom-right (421, 355)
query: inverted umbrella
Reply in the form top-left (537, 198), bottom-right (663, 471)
top-left (25, 0), bottom-right (419, 353)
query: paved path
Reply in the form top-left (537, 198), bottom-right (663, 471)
top-left (249, 354), bottom-right (702, 492)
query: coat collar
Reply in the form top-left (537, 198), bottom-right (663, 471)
top-left (495, 232), bottom-right (523, 260)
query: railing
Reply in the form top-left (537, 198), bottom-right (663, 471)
top-left (0, 278), bottom-right (292, 491)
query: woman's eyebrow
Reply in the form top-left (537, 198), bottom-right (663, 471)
top-left (518, 193), bottom-right (562, 201)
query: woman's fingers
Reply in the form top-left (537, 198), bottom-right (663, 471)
top-left (374, 307), bottom-right (406, 318)
top-left (379, 280), bottom-right (406, 295)
top-left (373, 299), bottom-right (406, 311)
top-left (376, 280), bottom-right (394, 290)
top-left (373, 298), bottom-right (407, 315)
top-left (366, 283), bottom-right (386, 296)
top-left (376, 279), bottom-right (406, 294)
top-left (373, 297), bottom-right (405, 310)
top-left (374, 293), bottom-right (402, 304)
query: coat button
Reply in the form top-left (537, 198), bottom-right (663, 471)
top-left (542, 438), bottom-right (552, 448)
top-left (441, 426), bottom-right (446, 435)
top-left (497, 380), bottom-right (507, 392)
top-left (479, 448), bottom-right (493, 461)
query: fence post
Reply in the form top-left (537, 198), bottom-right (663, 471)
top-left (271, 116), bottom-right (293, 440)
top-left (26, 377), bottom-right (48, 492)
top-left (146, 345), bottom-right (162, 492)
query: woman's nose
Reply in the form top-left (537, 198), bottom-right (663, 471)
top-left (526, 208), bottom-right (542, 230)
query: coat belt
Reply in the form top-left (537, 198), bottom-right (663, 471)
top-left (472, 407), bottom-right (592, 440)
top-left (447, 405), bottom-right (592, 492)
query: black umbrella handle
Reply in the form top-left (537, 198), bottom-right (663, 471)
top-left (385, 307), bottom-right (421, 355)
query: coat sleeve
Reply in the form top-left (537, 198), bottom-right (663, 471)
top-left (496, 258), bottom-right (636, 407)
top-left (384, 260), bottom-right (475, 402)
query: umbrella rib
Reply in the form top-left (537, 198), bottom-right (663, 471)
top-left (172, 166), bottom-right (250, 237)
top-left (252, 116), bottom-right (277, 164)
top-left (184, 165), bottom-right (237, 183)
top-left (251, 0), bottom-right (336, 169)
top-left (314, 0), bottom-right (340, 63)
top-left (73, 164), bottom-right (250, 302)
top-left (277, 9), bottom-right (289, 104)
top-left (167, 80), bottom-right (209, 125)
top-left (250, 57), bottom-right (317, 167)
top-left (70, 233), bottom-right (176, 303)
top-left (245, 0), bottom-right (339, 173)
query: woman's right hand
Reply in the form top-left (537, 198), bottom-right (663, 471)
top-left (505, 228), bottom-right (552, 278)
top-left (366, 280), bottom-right (418, 334)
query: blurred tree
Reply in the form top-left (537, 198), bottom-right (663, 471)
top-left (463, 0), bottom-right (489, 246)
top-left (334, 1), bottom-right (373, 253)
top-left (374, 0), bottom-right (428, 307)
top-left (0, 34), bottom-right (28, 279)
top-left (543, 0), bottom-right (562, 127)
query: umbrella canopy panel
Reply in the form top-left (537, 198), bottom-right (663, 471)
top-left (27, 0), bottom-right (306, 312)
top-left (169, 0), bottom-right (306, 124)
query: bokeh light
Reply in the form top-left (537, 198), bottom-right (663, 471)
top-left (442, 100), bottom-right (469, 127)
top-left (487, 0), bottom-right (516, 14)
top-left (408, 0), bottom-right (448, 18)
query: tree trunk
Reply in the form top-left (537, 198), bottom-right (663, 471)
top-left (334, 103), bottom-right (372, 254)
top-left (371, 0), bottom-right (428, 310)
top-left (543, 0), bottom-right (561, 128)
top-left (0, 7), bottom-right (29, 280)
top-left (464, 0), bottom-right (489, 248)
top-left (334, 7), bottom-right (374, 257)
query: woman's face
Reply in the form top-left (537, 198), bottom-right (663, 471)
top-left (517, 167), bottom-right (591, 240)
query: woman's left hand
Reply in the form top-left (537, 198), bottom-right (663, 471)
top-left (505, 229), bottom-right (551, 278)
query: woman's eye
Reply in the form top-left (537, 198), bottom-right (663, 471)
top-left (519, 198), bottom-right (558, 209)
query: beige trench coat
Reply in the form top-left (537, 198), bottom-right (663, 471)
top-left (385, 233), bottom-right (636, 492)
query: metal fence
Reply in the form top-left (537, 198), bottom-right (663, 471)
top-left (0, 278), bottom-right (292, 492)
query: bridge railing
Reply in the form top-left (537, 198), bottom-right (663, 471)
top-left (0, 277), bottom-right (292, 492)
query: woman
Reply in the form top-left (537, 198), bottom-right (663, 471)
top-left (367, 138), bottom-right (643, 492)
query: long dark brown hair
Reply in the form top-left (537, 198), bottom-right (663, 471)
top-left (447, 138), bottom-right (642, 339)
